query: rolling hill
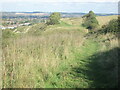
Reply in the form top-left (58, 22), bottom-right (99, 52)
top-left (2, 15), bottom-right (119, 88)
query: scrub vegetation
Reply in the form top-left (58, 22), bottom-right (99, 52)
top-left (2, 12), bottom-right (119, 88)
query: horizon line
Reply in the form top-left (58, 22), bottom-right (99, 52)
top-left (1, 11), bottom-right (119, 14)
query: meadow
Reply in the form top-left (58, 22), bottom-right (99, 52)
top-left (2, 15), bottom-right (119, 88)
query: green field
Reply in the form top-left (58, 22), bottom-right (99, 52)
top-left (2, 15), bottom-right (119, 88)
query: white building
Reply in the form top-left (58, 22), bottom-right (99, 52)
top-left (24, 23), bottom-right (31, 26)
top-left (7, 27), bottom-right (15, 29)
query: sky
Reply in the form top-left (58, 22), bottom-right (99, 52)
top-left (0, 0), bottom-right (119, 13)
top-left (0, 0), bottom-right (119, 2)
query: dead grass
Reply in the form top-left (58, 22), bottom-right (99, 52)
top-left (2, 15), bottom-right (118, 88)
top-left (2, 28), bottom-right (85, 88)
top-left (96, 15), bottom-right (118, 27)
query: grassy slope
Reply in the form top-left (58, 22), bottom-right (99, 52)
top-left (2, 15), bottom-right (118, 88)
top-left (96, 15), bottom-right (118, 27)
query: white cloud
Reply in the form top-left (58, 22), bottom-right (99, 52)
top-left (0, 0), bottom-right (119, 3)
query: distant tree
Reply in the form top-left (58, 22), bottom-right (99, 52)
top-left (82, 11), bottom-right (96, 18)
top-left (82, 11), bottom-right (99, 30)
top-left (46, 12), bottom-right (61, 25)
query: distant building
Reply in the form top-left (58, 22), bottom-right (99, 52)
top-left (1, 22), bottom-right (31, 30)
top-left (0, 27), bottom-right (6, 30)
top-left (24, 23), bottom-right (31, 26)
top-left (7, 27), bottom-right (16, 29)
top-left (19, 24), bottom-right (24, 26)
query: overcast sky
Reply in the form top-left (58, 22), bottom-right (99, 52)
top-left (0, 0), bottom-right (119, 2)
top-left (0, 0), bottom-right (119, 13)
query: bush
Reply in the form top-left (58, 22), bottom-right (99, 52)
top-left (82, 11), bottom-right (99, 30)
top-left (27, 23), bottom-right (47, 36)
top-left (101, 19), bottom-right (119, 34)
top-left (2, 29), bottom-right (15, 39)
top-left (2, 29), bottom-right (16, 48)
top-left (47, 12), bottom-right (61, 25)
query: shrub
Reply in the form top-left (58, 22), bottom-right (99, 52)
top-left (82, 11), bottom-right (99, 30)
top-left (47, 12), bottom-right (61, 25)
top-left (2, 29), bottom-right (15, 39)
top-left (27, 23), bottom-right (47, 36)
top-left (2, 29), bottom-right (16, 48)
top-left (101, 19), bottom-right (119, 34)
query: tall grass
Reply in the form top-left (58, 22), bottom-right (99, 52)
top-left (2, 29), bottom-right (87, 88)
top-left (2, 16), bottom-right (119, 88)
top-left (96, 15), bottom-right (118, 27)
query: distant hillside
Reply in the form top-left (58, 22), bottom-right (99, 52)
top-left (1, 12), bottom-right (118, 19)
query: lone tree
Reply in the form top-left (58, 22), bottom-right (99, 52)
top-left (82, 11), bottom-right (99, 30)
top-left (47, 12), bottom-right (61, 25)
